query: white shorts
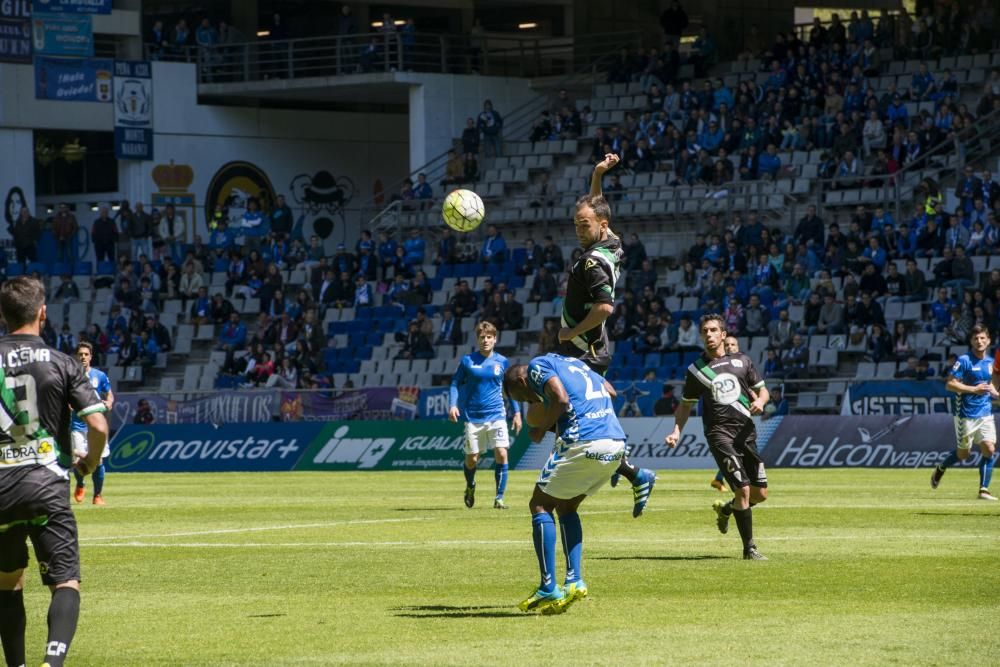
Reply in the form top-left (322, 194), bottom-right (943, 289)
top-left (464, 419), bottom-right (509, 455)
top-left (536, 438), bottom-right (626, 500)
top-left (954, 416), bottom-right (996, 450)
top-left (71, 430), bottom-right (110, 459)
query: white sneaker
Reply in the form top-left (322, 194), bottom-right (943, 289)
top-left (977, 489), bottom-right (998, 501)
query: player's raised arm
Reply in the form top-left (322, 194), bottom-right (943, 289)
top-left (589, 153), bottom-right (620, 198)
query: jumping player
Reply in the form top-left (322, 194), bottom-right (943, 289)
top-left (505, 353), bottom-right (626, 614)
top-left (665, 314), bottom-right (771, 560)
top-left (0, 276), bottom-right (109, 667)
top-left (449, 321), bottom-right (522, 509)
top-left (71, 342), bottom-right (114, 505)
top-left (933, 324), bottom-right (998, 500)
top-left (559, 154), bottom-right (656, 518)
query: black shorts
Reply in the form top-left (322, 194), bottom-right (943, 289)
top-left (0, 466), bottom-right (81, 585)
top-left (707, 422), bottom-right (768, 490)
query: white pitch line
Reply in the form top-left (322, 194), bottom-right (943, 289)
top-left (79, 517), bottom-right (428, 543)
top-left (84, 533), bottom-right (1000, 549)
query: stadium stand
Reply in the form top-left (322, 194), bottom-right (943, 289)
top-left (11, 9), bottom-right (1000, 417)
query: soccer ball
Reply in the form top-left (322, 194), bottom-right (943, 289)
top-left (441, 189), bottom-right (485, 232)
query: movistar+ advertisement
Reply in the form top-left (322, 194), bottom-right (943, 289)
top-left (109, 421), bottom-right (531, 472)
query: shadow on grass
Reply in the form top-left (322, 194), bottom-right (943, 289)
top-left (247, 613), bottom-right (287, 618)
top-left (914, 512), bottom-right (992, 517)
top-left (392, 604), bottom-right (527, 619)
top-left (592, 555), bottom-right (731, 562)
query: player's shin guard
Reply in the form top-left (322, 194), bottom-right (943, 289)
top-left (531, 513), bottom-right (557, 593)
top-left (92, 463), bottom-right (106, 497)
top-left (44, 588), bottom-right (79, 667)
top-left (979, 453), bottom-right (995, 490)
top-left (558, 512), bottom-right (583, 584)
top-left (0, 589), bottom-right (26, 667)
top-left (494, 463), bottom-right (508, 499)
top-left (463, 464), bottom-right (476, 487)
top-left (732, 508), bottom-right (754, 551)
top-left (615, 457), bottom-right (639, 484)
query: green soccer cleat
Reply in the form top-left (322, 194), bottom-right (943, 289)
top-left (518, 587), bottom-right (565, 613)
top-left (542, 580), bottom-right (588, 615)
top-left (712, 499), bottom-right (730, 534)
top-left (493, 498), bottom-right (508, 510)
top-left (464, 484), bottom-right (475, 508)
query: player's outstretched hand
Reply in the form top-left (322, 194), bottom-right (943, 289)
top-left (511, 412), bottom-right (523, 435)
top-left (448, 406), bottom-right (460, 422)
top-left (594, 153), bottom-right (620, 174)
top-left (664, 428), bottom-right (680, 449)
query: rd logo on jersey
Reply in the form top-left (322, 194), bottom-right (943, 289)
top-left (711, 373), bottom-right (740, 405)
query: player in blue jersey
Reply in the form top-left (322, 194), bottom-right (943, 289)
top-left (933, 324), bottom-right (998, 500)
top-left (504, 353), bottom-right (626, 614)
top-left (449, 321), bottom-right (522, 510)
top-left (71, 342), bottom-right (114, 506)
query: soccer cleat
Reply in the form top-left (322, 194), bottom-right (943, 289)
top-left (93, 495), bottom-right (106, 506)
top-left (518, 587), bottom-right (565, 613)
top-left (631, 469), bottom-right (656, 518)
top-left (543, 580), bottom-right (588, 615)
top-left (493, 498), bottom-right (508, 510)
top-left (930, 466), bottom-right (945, 489)
top-left (464, 484), bottom-right (475, 508)
top-left (610, 472), bottom-right (620, 488)
top-left (712, 499), bottom-right (730, 534)
top-left (978, 489), bottom-right (998, 501)
top-left (743, 545), bottom-right (768, 561)
top-left (710, 478), bottom-right (727, 492)
top-left (73, 486), bottom-right (85, 503)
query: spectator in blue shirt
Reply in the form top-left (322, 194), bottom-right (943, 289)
top-left (377, 231), bottom-right (397, 279)
top-left (712, 78), bottom-right (733, 112)
top-left (414, 173), bottom-right (433, 206)
top-left (403, 228), bottom-right (426, 266)
top-left (698, 120), bottom-right (724, 153)
top-left (929, 287), bottom-right (955, 332)
top-left (757, 144), bottom-right (782, 179)
top-left (217, 312), bottom-right (247, 350)
top-left (886, 94), bottom-right (909, 128)
top-left (862, 237), bottom-right (888, 271)
top-left (480, 224), bottom-right (507, 263)
top-left (911, 63), bottom-right (935, 100)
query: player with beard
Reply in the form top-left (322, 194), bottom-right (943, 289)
top-left (558, 154), bottom-right (656, 518)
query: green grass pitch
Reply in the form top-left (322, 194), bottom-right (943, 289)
top-left (25, 469), bottom-right (1000, 665)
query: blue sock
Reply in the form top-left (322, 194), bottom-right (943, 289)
top-left (979, 453), bottom-right (995, 489)
top-left (940, 451), bottom-right (960, 469)
top-left (495, 463), bottom-right (508, 499)
top-left (73, 470), bottom-right (84, 488)
top-left (93, 462), bottom-right (106, 496)
top-left (558, 512), bottom-right (583, 585)
top-left (531, 513), bottom-right (557, 593)
top-left (714, 470), bottom-right (725, 482)
top-left (463, 463), bottom-right (476, 487)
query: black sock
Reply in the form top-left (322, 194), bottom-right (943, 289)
top-left (721, 500), bottom-right (734, 516)
top-left (0, 589), bottom-right (25, 667)
top-left (44, 588), bottom-right (80, 667)
top-left (732, 508), bottom-right (754, 551)
top-left (616, 457), bottom-right (638, 483)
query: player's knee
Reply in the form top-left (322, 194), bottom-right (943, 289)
top-left (750, 486), bottom-right (768, 504)
top-left (957, 448), bottom-right (972, 461)
top-left (0, 570), bottom-right (25, 591)
top-left (981, 442), bottom-right (996, 457)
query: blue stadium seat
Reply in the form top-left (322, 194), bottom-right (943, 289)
top-left (616, 340), bottom-right (634, 355)
top-left (96, 261), bottom-right (116, 276)
top-left (73, 262), bottom-right (93, 276)
top-left (438, 264), bottom-right (454, 278)
top-left (213, 258), bottom-right (228, 273)
top-left (626, 353), bottom-right (643, 368)
top-left (27, 262), bottom-right (48, 275)
top-left (323, 348), bottom-right (338, 368)
top-left (644, 352), bottom-right (662, 368)
top-left (52, 262), bottom-right (71, 276)
top-left (681, 351), bottom-right (700, 366)
top-left (5, 264), bottom-right (23, 277)
top-left (348, 333), bottom-right (367, 348)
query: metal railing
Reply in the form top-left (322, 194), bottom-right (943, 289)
top-left (145, 31), bottom-right (639, 85)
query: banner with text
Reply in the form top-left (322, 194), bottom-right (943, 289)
top-left (841, 381), bottom-right (952, 416)
top-left (31, 0), bottom-right (112, 14)
top-left (113, 60), bottom-right (152, 160)
top-left (761, 415), bottom-right (985, 468)
top-left (0, 2), bottom-right (31, 63)
top-left (107, 423), bottom-right (314, 472)
top-left (294, 420), bottom-right (531, 471)
top-left (279, 387), bottom-right (420, 421)
top-left (34, 56), bottom-right (112, 102)
top-left (32, 12), bottom-right (92, 56)
top-left (111, 392), bottom-right (276, 430)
